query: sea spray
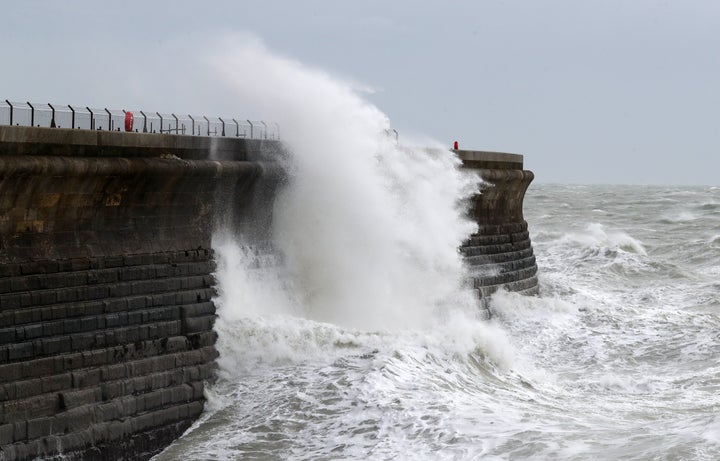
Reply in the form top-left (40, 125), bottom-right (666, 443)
top-left (152, 37), bottom-right (525, 460)
top-left (157, 183), bottom-right (720, 458)
top-left (209, 36), bottom-right (485, 333)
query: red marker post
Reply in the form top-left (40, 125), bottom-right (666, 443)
top-left (124, 111), bottom-right (134, 132)
top-left (453, 140), bottom-right (459, 150)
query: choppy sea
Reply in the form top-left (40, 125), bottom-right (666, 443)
top-left (153, 183), bottom-right (720, 460)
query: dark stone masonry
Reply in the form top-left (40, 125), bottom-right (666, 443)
top-left (0, 250), bottom-right (217, 459)
top-left (0, 126), bottom-right (277, 460)
top-left (456, 150), bottom-right (539, 305)
top-left (0, 126), bottom-right (536, 460)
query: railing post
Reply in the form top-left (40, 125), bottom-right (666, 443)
top-left (27, 102), bottom-right (34, 127)
top-left (5, 100), bottom-right (12, 125)
top-left (48, 103), bottom-right (56, 127)
top-left (393, 129), bottom-right (398, 142)
top-left (4, 102), bottom-right (278, 139)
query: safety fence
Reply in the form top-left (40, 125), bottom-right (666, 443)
top-left (0, 100), bottom-right (279, 140)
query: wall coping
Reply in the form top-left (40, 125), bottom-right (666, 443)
top-left (0, 125), bottom-right (280, 161)
top-left (454, 149), bottom-right (524, 168)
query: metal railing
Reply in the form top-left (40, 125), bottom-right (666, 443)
top-left (0, 100), bottom-right (279, 140)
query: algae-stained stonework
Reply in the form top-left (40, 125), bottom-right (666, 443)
top-left (0, 126), bottom-right (274, 460)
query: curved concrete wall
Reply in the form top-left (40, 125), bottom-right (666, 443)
top-left (457, 150), bottom-right (539, 304)
top-left (0, 126), bottom-right (278, 460)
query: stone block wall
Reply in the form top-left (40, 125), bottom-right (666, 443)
top-left (0, 250), bottom-right (216, 460)
top-left (0, 126), bottom-right (277, 460)
top-left (457, 151), bottom-right (539, 305)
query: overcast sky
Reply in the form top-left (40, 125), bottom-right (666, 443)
top-left (2, 0), bottom-right (719, 185)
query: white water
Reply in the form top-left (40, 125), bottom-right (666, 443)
top-left (154, 41), bottom-right (720, 460)
top-left (208, 36), bottom-right (484, 333)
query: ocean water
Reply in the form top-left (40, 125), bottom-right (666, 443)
top-left (153, 40), bottom-right (720, 460)
top-left (153, 183), bottom-right (720, 461)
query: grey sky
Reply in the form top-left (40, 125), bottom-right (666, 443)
top-left (2, 0), bottom-right (718, 185)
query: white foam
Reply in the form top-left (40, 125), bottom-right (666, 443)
top-left (559, 222), bottom-right (647, 255)
top-left (150, 38), bottom-right (720, 461)
top-left (662, 210), bottom-right (698, 223)
top-left (700, 416), bottom-right (720, 444)
top-left (209, 35), bottom-right (481, 334)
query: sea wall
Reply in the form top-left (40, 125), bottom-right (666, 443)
top-left (0, 126), bottom-right (279, 460)
top-left (0, 126), bottom-right (536, 460)
top-left (457, 150), bottom-right (539, 304)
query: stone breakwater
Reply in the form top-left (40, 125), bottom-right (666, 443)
top-left (456, 150), bottom-right (539, 305)
top-left (0, 126), bottom-right (276, 460)
top-left (0, 127), bottom-right (536, 460)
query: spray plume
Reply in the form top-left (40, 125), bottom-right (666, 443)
top-left (209, 35), bottom-right (484, 334)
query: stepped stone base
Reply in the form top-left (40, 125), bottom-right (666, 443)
top-left (0, 250), bottom-right (218, 461)
top-left (463, 221), bottom-right (539, 301)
